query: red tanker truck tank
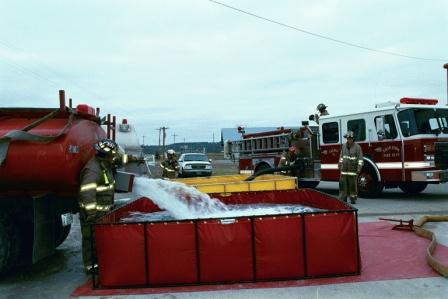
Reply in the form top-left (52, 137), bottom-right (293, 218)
top-left (0, 90), bottom-right (110, 275)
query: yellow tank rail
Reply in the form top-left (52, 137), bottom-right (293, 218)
top-left (174, 174), bottom-right (297, 194)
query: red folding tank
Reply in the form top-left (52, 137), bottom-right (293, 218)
top-left (94, 189), bottom-right (360, 288)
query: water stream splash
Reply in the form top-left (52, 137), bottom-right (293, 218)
top-left (130, 177), bottom-right (320, 222)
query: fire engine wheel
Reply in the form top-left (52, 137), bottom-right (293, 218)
top-left (0, 213), bottom-right (20, 276)
top-left (357, 166), bottom-right (383, 198)
top-left (399, 182), bottom-right (428, 194)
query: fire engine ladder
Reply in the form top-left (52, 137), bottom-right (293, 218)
top-left (237, 134), bottom-right (290, 156)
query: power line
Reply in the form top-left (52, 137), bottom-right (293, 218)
top-left (0, 56), bottom-right (60, 88)
top-left (208, 0), bottom-right (446, 62)
top-left (0, 40), bottom-right (106, 101)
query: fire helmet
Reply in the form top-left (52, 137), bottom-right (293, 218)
top-left (167, 149), bottom-right (175, 155)
top-left (317, 103), bottom-right (327, 111)
top-left (344, 131), bottom-right (355, 139)
top-left (94, 138), bottom-right (119, 157)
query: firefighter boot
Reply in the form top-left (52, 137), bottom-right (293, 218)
top-left (350, 196), bottom-right (357, 204)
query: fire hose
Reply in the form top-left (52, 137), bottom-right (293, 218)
top-left (244, 161), bottom-right (304, 182)
top-left (413, 215), bottom-right (448, 277)
top-left (381, 215), bottom-right (448, 277)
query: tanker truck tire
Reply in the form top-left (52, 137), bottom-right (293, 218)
top-left (0, 213), bottom-right (20, 276)
top-left (54, 216), bottom-right (71, 248)
top-left (399, 182), bottom-right (428, 194)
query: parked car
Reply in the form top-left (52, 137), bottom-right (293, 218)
top-left (178, 153), bottom-right (213, 177)
top-left (144, 154), bottom-right (156, 167)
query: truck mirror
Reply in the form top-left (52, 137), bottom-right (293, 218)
top-left (375, 116), bottom-right (385, 140)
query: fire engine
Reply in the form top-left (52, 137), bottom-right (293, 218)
top-left (226, 97), bottom-right (448, 197)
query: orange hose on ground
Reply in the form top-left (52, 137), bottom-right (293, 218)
top-left (413, 215), bottom-right (448, 277)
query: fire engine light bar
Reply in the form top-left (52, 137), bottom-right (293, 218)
top-left (400, 98), bottom-right (438, 105)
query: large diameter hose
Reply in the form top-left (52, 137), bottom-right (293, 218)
top-left (244, 163), bottom-right (304, 182)
top-left (413, 215), bottom-right (448, 277)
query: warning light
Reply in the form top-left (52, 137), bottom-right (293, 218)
top-left (400, 98), bottom-right (438, 105)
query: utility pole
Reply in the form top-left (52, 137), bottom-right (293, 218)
top-left (212, 132), bottom-right (215, 143)
top-left (172, 133), bottom-right (178, 144)
top-left (156, 128), bottom-right (161, 159)
top-left (142, 135), bottom-right (146, 146)
top-left (161, 126), bottom-right (168, 158)
top-left (444, 63), bottom-right (448, 105)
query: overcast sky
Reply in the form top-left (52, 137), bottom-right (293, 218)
top-left (1, 0), bottom-right (447, 145)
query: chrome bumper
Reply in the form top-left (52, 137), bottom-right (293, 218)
top-left (411, 169), bottom-right (448, 182)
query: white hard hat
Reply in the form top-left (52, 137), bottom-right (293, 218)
top-left (344, 131), bottom-right (355, 139)
top-left (167, 149), bottom-right (175, 155)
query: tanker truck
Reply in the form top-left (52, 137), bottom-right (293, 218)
top-left (0, 90), bottom-right (114, 275)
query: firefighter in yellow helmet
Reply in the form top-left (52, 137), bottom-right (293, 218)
top-left (78, 138), bottom-right (121, 274)
top-left (338, 131), bottom-right (363, 204)
top-left (160, 149), bottom-right (180, 179)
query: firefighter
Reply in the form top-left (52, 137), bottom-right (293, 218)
top-left (312, 103), bottom-right (329, 124)
top-left (338, 131), bottom-right (364, 204)
top-left (160, 149), bottom-right (179, 179)
top-left (78, 138), bottom-right (119, 274)
top-left (278, 146), bottom-right (300, 176)
top-left (317, 103), bottom-right (329, 116)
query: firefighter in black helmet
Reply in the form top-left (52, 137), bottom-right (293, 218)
top-left (310, 103), bottom-right (329, 124)
top-left (78, 138), bottom-right (122, 274)
top-left (338, 131), bottom-right (363, 204)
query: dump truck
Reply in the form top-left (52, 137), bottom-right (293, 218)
top-left (0, 90), bottom-right (115, 275)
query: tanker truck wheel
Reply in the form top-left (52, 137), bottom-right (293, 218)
top-left (0, 213), bottom-right (20, 276)
top-left (54, 215), bottom-right (71, 248)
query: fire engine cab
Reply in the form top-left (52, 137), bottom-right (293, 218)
top-left (227, 97), bottom-right (448, 197)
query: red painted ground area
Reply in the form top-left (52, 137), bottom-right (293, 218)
top-left (72, 221), bottom-right (448, 297)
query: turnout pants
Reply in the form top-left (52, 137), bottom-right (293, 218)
top-left (339, 174), bottom-right (358, 203)
top-left (79, 210), bottom-right (108, 273)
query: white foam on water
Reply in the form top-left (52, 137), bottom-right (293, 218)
top-left (120, 204), bottom-right (320, 223)
top-left (131, 177), bottom-right (321, 221)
